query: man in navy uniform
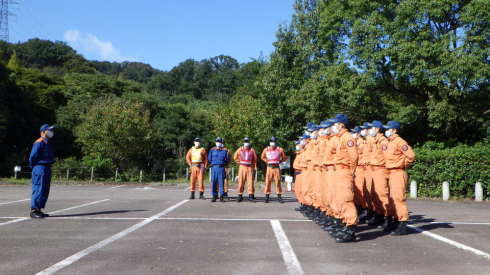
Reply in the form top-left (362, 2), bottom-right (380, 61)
top-left (208, 137), bottom-right (231, 202)
top-left (29, 124), bottom-right (55, 219)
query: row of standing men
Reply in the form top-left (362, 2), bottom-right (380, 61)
top-left (186, 136), bottom-right (287, 202)
top-left (293, 114), bottom-right (416, 243)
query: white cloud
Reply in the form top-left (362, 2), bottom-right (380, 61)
top-left (63, 29), bottom-right (134, 62)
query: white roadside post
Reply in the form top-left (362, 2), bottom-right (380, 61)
top-left (410, 180), bottom-right (417, 199)
top-left (474, 182), bottom-right (483, 202)
top-left (14, 166), bottom-right (21, 179)
top-left (139, 170), bottom-right (143, 183)
top-left (442, 181), bottom-right (450, 201)
top-left (90, 167), bottom-right (94, 183)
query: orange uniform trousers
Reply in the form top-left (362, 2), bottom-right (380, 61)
top-left (388, 169), bottom-right (409, 221)
top-left (237, 165), bottom-right (255, 195)
top-left (294, 171), bottom-right (304, 203)
top-left (264, 166), bottom-right (282, 194)
top-left (189, 165), bottom-right (205, 192)
top-left (303, 165), bottom-right (317, 205)
top-left (331, 167), bottom-right (357, 226)
top-left (354, 166), bottom-right (371, 209)
top-left (369, 166), bottom-right (390, 216)
top-left (300, 166), bottom-right (313, 205)
top-left (312, 166), bottom-right (325, 209)
top-left (321, 166), bottom-right (335, 216)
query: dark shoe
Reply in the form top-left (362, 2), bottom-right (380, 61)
top-left (248, 194), bottom-right (254, 202)
top-left (30, 209), bottom-right (44, 219)
top-left (265, 194), bottom-right (270, 203)
top-left (220, 195), bottom-right (225, 202)
top-left (382, 216), bottom-right (394, 232)
top-left (335, 226), bottom-right (356, 243)
top-left (367, 214), bottom-right (384, 226)
top-left (237, 194), bottom-right (243, 202)
top-left (189, 191), bottom-right (195, 200)
top-left (199, 192), bottom-right (205, 199)
top-left (211, 196), bottom-right (217, 202)
top-left (357, 208), bottom-right (369, 224)
top-left (391, 221), bottom-right (408, 235)
top-left (39, 210), bottom-right (50, 217)
top-left (223, 192), bottom-right (230, 200)
top-left (278, 194), bottom-right (284, 203)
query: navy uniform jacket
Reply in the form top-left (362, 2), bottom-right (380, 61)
top-left (208, 147), bottom-right (230, 166)
top-left (29, 137), bottom-right (55, 168)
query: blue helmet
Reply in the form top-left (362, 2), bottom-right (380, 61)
top-left (333, 114), bottom-right (349, 125)
top-left (371, 120), bottom-right (384, 129)
top-left (350, 126), bottom-right (362, 133)
top-left (383, 121), bottom-right (401, 130)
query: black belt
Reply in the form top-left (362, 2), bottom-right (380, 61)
top-left (267, 164), bottom-right (280, 168)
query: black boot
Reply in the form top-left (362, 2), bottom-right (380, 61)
top-left (335, 225), bottom-right (356, 243)
top-left (211, 195), bottom-right (217, 202)
top-left (30, 209), bottom-right (44, 219)
top-left (237, 194), bottom-right (243, 202)
top-left (39, 210), bottom-right (49, 217)
top-left (391, 221), bottom-right (407, 235)
top-left (357, 208), bottom-right (369, 224)
top-left (189, 191), bottom-right (195, 200)
top-left (223, 192), bottom-right (229, 200)
top-left (220, 195), bottom-right (225, 202)
top-left (382, 216), bottom-right (394, 232)
top-left (248, 194), bottom-right (254, 202)
top-left (278, 194), bottom-right (284, 203)
top-left (367, 213), bottom-right (384, 226)
top-left (265, 194), bottom-right (270, 203)
top-left (199, 192), bottom-right (205, 199)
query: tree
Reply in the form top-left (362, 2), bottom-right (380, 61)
top-left (75, 97), bottom-right (156, 169)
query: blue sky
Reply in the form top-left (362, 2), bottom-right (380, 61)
top-left (9, 0), bottom-right (295, 71)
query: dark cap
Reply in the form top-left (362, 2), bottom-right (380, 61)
top-left (40, 124), bottom-right (55, 132)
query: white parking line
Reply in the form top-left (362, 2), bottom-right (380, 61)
top-left (0, 198), bottom-right (29, 206)
top-left (408, 225), bottom-right (490, 260)
top-left (108, 185), bottom-right (124, 189)
top-left (0, 199), bottom-right (110, 227)
top-left (36, 199), bottom-right (189, 275)
top-left (270, 219), bottom-right (304, 275)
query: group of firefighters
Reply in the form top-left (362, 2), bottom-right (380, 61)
top-left (185, 136), bottom-right (287, 203)
top-left (293, 114), bottom-right (415, 242)
top-left (185, 113), bottom-right (415, 243)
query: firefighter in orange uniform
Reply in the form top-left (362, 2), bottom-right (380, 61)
top-left (185, 138), bottom-right (208, 199)
top-left (261, 137), bottom-right (287, 203)
top-left (354, 122), bottom-right (373, 224)
top-left (233, 137), bottom-right (258, 202)
top-left (329, 114), bottom-right (358, 243)
top-left (294, 134), bottom-right (311, 212)
top-left (366, 120), bottom-right (391, 229)
top-left (382, 121), bottom-right (415, 235)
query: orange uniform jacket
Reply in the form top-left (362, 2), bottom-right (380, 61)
top-left (383, 134), bottom-right (416, 169)
top-left (368, 133), bottom-right (388, 166)
top-left (356, 138), bottom-right (370, 166)
top-left (332, 129), bottom-right (359, 169)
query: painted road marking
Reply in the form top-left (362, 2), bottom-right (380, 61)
top-left (0, 198), bottom-right (29, 206)
top-left (36, 199), bottom-right (189, 275)
top-left (0, 216), bottom-right (310, 222)
top-left (0, 199), bottom-right (110, 227)
top-left (271, 219), bottom-right (304, 275)
top-left (408, 225), bottom-right (490, 260)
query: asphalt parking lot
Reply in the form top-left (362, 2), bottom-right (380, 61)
top-left (0, 184), bottom-right (489, 275)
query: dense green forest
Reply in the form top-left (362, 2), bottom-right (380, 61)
top-left (0, 0), bottom-right (488, 185)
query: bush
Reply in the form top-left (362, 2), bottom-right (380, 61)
top-left (409, 142), bottom-right (490, 199)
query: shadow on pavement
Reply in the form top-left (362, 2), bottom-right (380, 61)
top-left (51, 209), bottom-right (148, 217)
